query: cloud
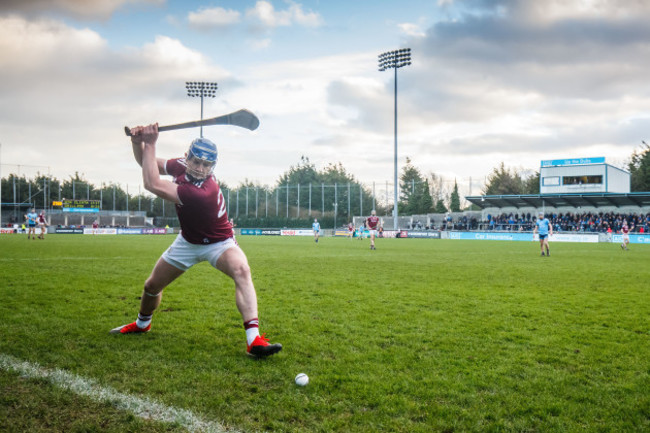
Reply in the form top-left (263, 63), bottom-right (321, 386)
top-left (407, 0), bottom-right (650, 123)
top-left (187, 7), bottom-right (241, 30)
top-left (0, 15), bottom-right (232, 186)
top-left (398, 22), bottom-right (426, 38)
top-left (248, 38), bottom-right (272, 51)
top-left (0, 0), bottom-right (163, 20)
top-left (336, 0), bottom-right (650, 180)
top-left (245, 0), bottom-right (322, 30)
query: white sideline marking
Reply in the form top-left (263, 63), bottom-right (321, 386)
top-left (0, 353), bottom-right (240, 433)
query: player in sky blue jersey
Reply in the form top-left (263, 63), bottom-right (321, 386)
top-left (25, 208), bottom-right (38, 240)
top-left (534, 211), bottom-right (553, 256)
top-left (312, 218), bottom-right (320, 243)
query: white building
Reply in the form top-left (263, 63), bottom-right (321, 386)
top-left (540, 157), bottom-right (630, 194)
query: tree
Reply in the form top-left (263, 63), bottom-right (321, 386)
top-left (482, 162), bottom-right (526, 195)
top-left (399, 158), bottom-right (433, 214)
top-left (428, 172), bottom-right (449, 214)
top-left (449, 180), bottom-right (461, 212)
top-left (420, 179), bottom-right (434, 213)
top-left (523, 172), bottom-right (540, 194)
top-left (628, 141), bottom-right (650, 192)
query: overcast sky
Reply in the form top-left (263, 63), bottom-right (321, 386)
top-left (1, 0), bottom-right (649, 197)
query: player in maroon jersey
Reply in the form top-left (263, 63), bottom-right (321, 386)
top-left (366, 210), bottom-right (381, 250)
top-left (111, 123), bottom-right (281, 358)
top-left (37, 210), bottom-right (47, 239)
top-left (621, 220), bottom-right (630, 250)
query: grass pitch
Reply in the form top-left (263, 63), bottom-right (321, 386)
top-left (0, 234), bottom-right (649, 432)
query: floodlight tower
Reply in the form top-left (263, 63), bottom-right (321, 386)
top-left (378, 48), bottom-right (411, 231)
top-left (186, 81), bottom-right (218, 137)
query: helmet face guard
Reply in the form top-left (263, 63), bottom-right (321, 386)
top-left (186, 138), bottom-right (217, 181)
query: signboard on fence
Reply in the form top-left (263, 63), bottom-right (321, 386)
top-left (612, 234), bottom-right (650, 244)
top-left (281, 229), bottom-right (313, 236)
top-left (55, 228), bottom-right (84, 234)
top-left (240, 229), bottom-right (282, 236)
top-left (402, 231), bottom-right (441, 239)
top-left (449, 232), bottom-right (601, 243)
top-left (82, 228), bottom-right (168, 235)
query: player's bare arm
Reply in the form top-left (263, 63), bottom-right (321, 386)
top-left (130, 125), bottom-right (167, 174)
top-left (138, 123), bottom-right (181, 204)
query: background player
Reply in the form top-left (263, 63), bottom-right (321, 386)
top-left (534, 211), bottom-right (553, 256)
top-left (621, 220), bottom-right (630, 250)
top-left (357, 221), bottom-right (365, 241)
top-left (348, 221), bottom-right (355, 239)
top-left (24, 208), bottom-right (38, 240)
top-left (366, 210), bottom-right (380, 250)
top-left (111, 122), bottom-right (281, 358)
top-left (312, 218), bottom-right (320, 243)
top-left (37, 210), bottom-right (47, 239)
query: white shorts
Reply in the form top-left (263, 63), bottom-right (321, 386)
top-left (368, 229), bottom-right (377, 237)
top-left (162, 234), bottom-right (237, 271)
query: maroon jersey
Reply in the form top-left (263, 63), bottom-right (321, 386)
top-left (366, 216), bottom-right (380, 230)
top-left (166, 158), bottom-right (233, 244)
top-left (38, 214), bottom-right (46, 224)
top-left (622, 225), bottom-right (629, 235)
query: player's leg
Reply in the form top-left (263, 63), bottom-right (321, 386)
top-left (544, 238), bottom-right (550, 255)
top-left (110, 257), bottom-right (184, 334)
top-left (539, 237), bottom-right (545, 255)
top-left (141, 257), bottom-right (185, 314)
top-left (215, 246), bottom-right (282, 357)
top-left (370, 231), bottom-right (375, 249)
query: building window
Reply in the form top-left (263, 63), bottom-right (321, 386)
top-left (542, 176), bottom-right (560, 186)
top-left (562, 175), bottom-right (603, 185)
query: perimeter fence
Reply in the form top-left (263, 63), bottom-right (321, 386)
top-left (1, 163), bottom-right (485, 228)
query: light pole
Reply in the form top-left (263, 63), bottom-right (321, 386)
top-left (0, 142), bottom-right (2, 227)
top-left (186, 81), bottom-right (218, 138)
top-left (378, 48), bottom-right (411, 231)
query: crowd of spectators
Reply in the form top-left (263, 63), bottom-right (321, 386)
top-left (482, 211), bottom-right (650, 233)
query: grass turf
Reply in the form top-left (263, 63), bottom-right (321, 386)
top-left (0, 234), bottom-right (648, 432)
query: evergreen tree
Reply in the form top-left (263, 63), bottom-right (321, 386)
top-left (420, 179), bottom-right (434, 213)
top-left (628, 141), bottom-right (650, 192)
top-left (482, 162), bottom-right (525, 195)
top-left (523, 171), bottom-right (540, 194)
top-left (449, 180), bottom-right (461, 212)
top-left (434, 199), bottom-right (447, 213)
top-left (399, 158), bottom-right (432, 214)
